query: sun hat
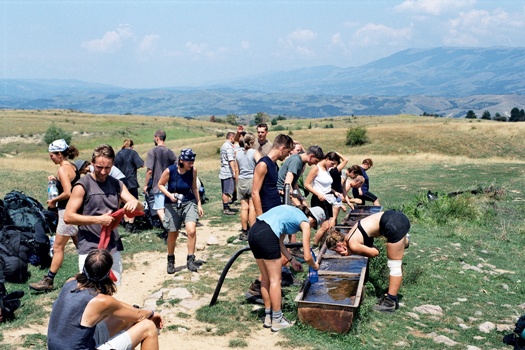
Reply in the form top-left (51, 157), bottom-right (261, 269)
top-left (180, 148), bottom-right (196, 161)
top-left (309, 206), bottom-right (326, 229)
top-left (48, 139), bottom-right (69, 153)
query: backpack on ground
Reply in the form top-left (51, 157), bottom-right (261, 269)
top-left (3, 191), bottom-right (52, 234)
top-left (196, 177), bottom-right (209, 204)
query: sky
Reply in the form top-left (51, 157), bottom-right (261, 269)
top-left (1, 0), bottom-right (525, 89)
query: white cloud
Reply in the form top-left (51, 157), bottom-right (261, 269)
top-left (446, 8), bottom-right (525, 45)
top-left (277, 29), bottom-right (318, 58)
top-left (395, 0), bottom-right (475, 16)
top-left (352, 23), bottom-right (413, 46)
top-left (138, 35), bottom-right (160, 53)
top-left (82, 25), bottom-right (133, 53)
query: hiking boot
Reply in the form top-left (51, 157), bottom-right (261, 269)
top-left (223, 208), bottom-right (237, 215)
top-left (271, 316), bottom-right (293, 332)
top-left (187, 255), bottom-right (199, 272)
top-left (238, 230), bottom-right (249, 241)
top-left (167, 255), bottom-right (175, 274)
top-left (247, 279), bottom-right (262, 297)
top-left (263, 314), bottom-right (272, 328)
top-left (374, 295), bottom-right (398, 312)
top-left (29, 276), bottom-right (54, 292)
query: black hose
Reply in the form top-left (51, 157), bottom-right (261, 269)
top-left (209, 242), bottom-right (303, 306)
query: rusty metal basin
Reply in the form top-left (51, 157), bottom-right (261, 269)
top-left (295, 250), bottom-right (368, 334)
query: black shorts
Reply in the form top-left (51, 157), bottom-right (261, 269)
top-left (248, 220), bottom-right (281, 260)
top-left (379, 210), bottom-right (410, 243)
top-left (311, 195), bottom-right (333, 219)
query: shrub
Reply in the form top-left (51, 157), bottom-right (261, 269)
top-left (345, 126), bottom-right (368, 146)
top-left (44, 123), bottom-right (72, 145)
top-left (272, 125), bottom-right (285, 131)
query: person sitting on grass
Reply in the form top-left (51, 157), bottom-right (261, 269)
top-left (248, 204), bottom-right (324, 332)
top-left (325, 210), bottom-right (410, 313)
top-left (47, 249), bottom-right (163, 350)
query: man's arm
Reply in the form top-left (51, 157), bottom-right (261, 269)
top-left (143, 169), bottom-right (152, 194)
top-left (64, 185), bottom-right (114, 226)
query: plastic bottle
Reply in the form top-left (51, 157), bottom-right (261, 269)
top-left (49, 235), bottom-right (55, 258)
top-left (308, 248), bottom-right (319, 284)
top-left (48, 179), bottom-right (59, 200)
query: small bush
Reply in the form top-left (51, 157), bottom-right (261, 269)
top-left (345, 126), bottom-right (368, 146)
top-left (44, 123), bottom-right (72, 145)
top-left (272, 125), bottom-right (285, 131)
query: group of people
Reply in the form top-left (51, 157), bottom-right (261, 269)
top-left (23, 123), bottom-right (411, 348)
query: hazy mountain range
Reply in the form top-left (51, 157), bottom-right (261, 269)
top-left (1, 47), bottom-right (524, 118)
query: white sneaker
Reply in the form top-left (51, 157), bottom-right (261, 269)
top-left (263, 314), bottom-right (271, 328)
top-left (271, 316), bottom-right (293, 332)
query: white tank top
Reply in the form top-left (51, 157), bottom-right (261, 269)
top-left (313, 164), bottom-right (333, 195)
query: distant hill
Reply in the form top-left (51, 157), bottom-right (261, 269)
top-left (1, 47), bottom-right (524, 118)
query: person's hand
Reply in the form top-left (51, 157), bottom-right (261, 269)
top-left (312, 262), bottom-right (320, 271)
top-left (123, 199), bottom-right (140, 213)
top-left (317, 193), bottom-right (326, 201)
top-left (46, 199), bottom-right (56, 209)
top-left (47, 175), bottom-right (57, 181)
top-left (98, 212), bottom-right (115, 227)
top-left (237, 125), bottom-right (244, 133)
top-left (197, 205), bottom-right (204, 217)
top-left (151, 312), bottom-right (163, 329)
top-left (291, 259), bottom-right (303, 272)
top-left (143, 186), bottom-right (148, 194)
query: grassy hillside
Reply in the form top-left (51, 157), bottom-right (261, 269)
top-left (1, 109), bottom-right (525, 349)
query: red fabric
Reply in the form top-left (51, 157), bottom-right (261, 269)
top-left (98, 208), bottom-right (144, 281)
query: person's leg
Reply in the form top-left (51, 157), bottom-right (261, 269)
top-left (185, 222), bottom-right (196, 255)
top-left (125, 320), bottom-right (159, 350)
top-left (255, 259), bottom-right (271, 311)
top-left (240, 198), bottom-right (249, 231)
top-left (385, 239), bottom-right (405, 297)
top-left (29, 233), bottom-right (70, 291)
top-left (99, 317), bottom-right (158, 350)
top-left (153, 193), bottom-right (166, 222)
top-left (167, 231), bottom-right (179, 256)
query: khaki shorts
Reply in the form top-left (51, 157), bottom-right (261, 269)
top-left (237, 178), bottom-right (253, 199)
top-left (163, 201), bottom-right (199, 232)
top-left (56, 209), bottom-right (79, 237)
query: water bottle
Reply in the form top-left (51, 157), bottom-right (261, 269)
top-left (49, 235), bottom-right (55, 258)
top-left (308, 248), bottom-right (319, 284)
top-left (283, 183), bottom-right (291, 205)
top-left (48, 179), bottom-right (59, 200)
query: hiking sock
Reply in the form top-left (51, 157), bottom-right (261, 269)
top-left (387, 293), bottom-right (398, 303)
top-left (47, 271), bottom-right (57, 280)
top-left (272, 310), bottom-right (283, 322)
top-left (265, 308), bottom-right (271, 317)
top-left (223, 203), bottom-right (230, 210)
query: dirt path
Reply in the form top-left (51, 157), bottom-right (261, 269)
top-left (3, 220), bottom-right (294, 349)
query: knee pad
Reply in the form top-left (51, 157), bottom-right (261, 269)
top-left (387, 259), bottom-right (403, 277)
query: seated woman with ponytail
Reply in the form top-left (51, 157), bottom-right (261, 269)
top-left (47, 249), bottom-right (163, 350)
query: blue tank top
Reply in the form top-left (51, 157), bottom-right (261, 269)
top-left (47, 279), bottom-right (99, 350)
top-left (258, 156), bottom-right (281, 213)
top-left (165, 164), bottom-right (196, 203)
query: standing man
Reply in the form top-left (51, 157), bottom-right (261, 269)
top-left (64, 144), bottom-right (144, 285)
top-left (253, 123), bottom-right (273, 157)
top-left (276, 145), bottom-right (324, 206)
top-left (220, 132), bottom-right (238, 215)
top-left (144, 130), bottom-right (177, 223)
top-left (252, 134), bottom-right (294, 216)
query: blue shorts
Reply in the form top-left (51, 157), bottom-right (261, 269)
top-left (152, 192), bottom-right (166, 210)
top-left (221, 178), bottom-right (235, 197)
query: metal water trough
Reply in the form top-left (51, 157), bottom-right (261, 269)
top-left (295, 244), bottom-right (368, 334)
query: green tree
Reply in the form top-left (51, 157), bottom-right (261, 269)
top-left (271, 118), bottom-right (278, 126)
top-left (465, 110), bottom-right (477, 119)
top-left (225, 113), bottom-right (238, 125)
top-left (509, 107), bottom-right (520, 122)
top-left (493, 112), bottom-right (506, 122)
top-left (481, 110), bottom-right (491, 120)
top-left (345, 126), bottom-right (369, 146)
top-left (254, 112), bottom-right (268, 125)
top-left (44, 123), bottom-right (72, 145)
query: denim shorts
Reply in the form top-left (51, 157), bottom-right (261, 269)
top-left (152, 192), bottom-right (166, 210)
